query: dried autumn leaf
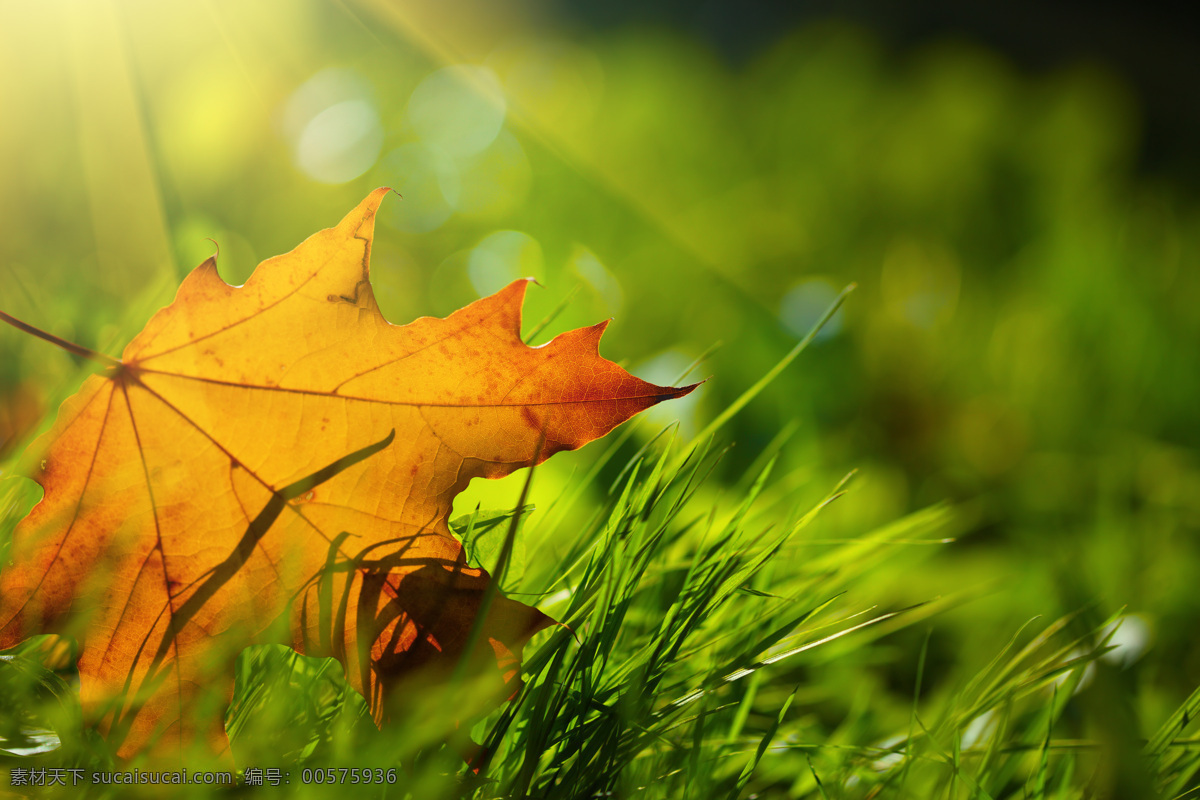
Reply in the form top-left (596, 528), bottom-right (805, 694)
top-left (0, 189), bottom-right (695, 760)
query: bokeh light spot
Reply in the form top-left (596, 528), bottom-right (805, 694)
top-left (296, 100), bottom-right (383, 184)
top-left (1100, 615), bottom-right (1152, 667)
top-left (407, 66), bottom-right (506, 158)
top-left (378, 143), bottom-right (461, 233)
top-left (778, 277), bottom-right (843, 340)
top-left (283, 69), bottom-right (382, 184)
top-left (571, 246), bottom-right (622, 315)
top-left (455, 131), bottom-right (531, 218)
top-left (467, 231), bottom-right (542, 297)
top-left (635, 350), bottom-right (703, 437)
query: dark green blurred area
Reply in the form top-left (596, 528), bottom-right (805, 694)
top-left (1, 0), bottom-right (1197, 764)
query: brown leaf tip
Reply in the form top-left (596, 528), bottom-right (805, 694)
top-left (660, 382), bottom-right (701, 401)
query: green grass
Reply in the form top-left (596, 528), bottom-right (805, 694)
top-left (3, 298), bottom-right (1199, 799)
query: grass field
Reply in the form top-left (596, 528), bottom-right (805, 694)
top-left (4, 297), bottom-right (1199, 798)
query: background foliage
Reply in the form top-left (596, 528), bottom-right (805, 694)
top-left (1, 0), bottom-right (1198, 796)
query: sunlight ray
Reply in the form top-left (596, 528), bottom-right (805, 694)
top-left (64, 0), bottom-right (177, 298)
top-left (347, 0), bottom-right (774, 316)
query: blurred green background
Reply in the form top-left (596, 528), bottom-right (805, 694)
top-left (1, 0), bottom-right (1198, 781)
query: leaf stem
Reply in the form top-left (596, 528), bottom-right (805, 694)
top-left (0, 309), bottom-right (120, 366)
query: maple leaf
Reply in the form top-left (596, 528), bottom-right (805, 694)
top-left (0, 189), bottom-right (696, 760)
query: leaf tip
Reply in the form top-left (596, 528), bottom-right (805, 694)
top-left (664, 381), bottom-right (702, 401)
top-left (339, 188), bottom-right (394, 238)
top-left (499, 278), bottom-right (534, 308)
top-left (364, 186), bottom-right (393, 218)
top-left (193, 253), bottom-right (228, 287)
top-left (556, 320), bottom-right (610, 354)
